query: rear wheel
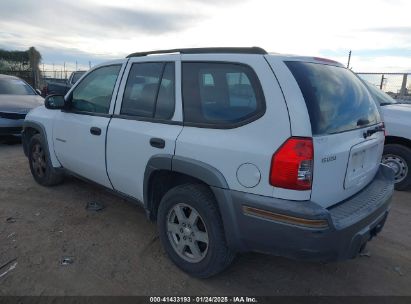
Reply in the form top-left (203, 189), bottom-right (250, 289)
top-left (28, 134), bottom-right (64, 186)
top-left (157, 184), bottom-right (235, 278)
top-left (382, 144), bottom-right (411, 191)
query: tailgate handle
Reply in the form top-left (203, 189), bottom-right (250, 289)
top-left (363, 125), bottom-right (384, 139)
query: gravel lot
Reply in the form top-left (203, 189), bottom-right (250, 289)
top-left (0, 141), bottom-right (410, 296)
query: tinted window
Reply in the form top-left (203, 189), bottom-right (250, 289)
top-left (286, 62), bottom-right (381, 135)
top-left (0, 78), bottom-right (35, 95)
top-left (121, 62), bottom-right (175, 119)
top-left (182, 62), bottom-right (265, 125)
top-left (71, 65), bottom-right (121, 114)
top-left (71, 71), bottom-right (86, 84)
top-left (363, 81), bottom-right (397, 106)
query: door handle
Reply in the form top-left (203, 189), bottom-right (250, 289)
top-left (150, 138), bottom-right (165, 149)
top-left (90, 127), bottom-right (101, 136)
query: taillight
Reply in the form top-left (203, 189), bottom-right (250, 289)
top-left (270, 137), bottom-right (314, 190)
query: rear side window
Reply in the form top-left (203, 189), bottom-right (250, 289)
top-left (121, 62), bottom-right (175, 119)
top-left (182, 62), bottom-right (265, 126)
top-left (285, 61), bottom-right (381, 135)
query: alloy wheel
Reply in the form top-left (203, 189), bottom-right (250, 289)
top-left (31, 143), bottom-right (47, 178)
top-left (166, 203), bottom-right (209, 263)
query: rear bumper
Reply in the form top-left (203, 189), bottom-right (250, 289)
top-left (213, 164), bottom-right (394, 261)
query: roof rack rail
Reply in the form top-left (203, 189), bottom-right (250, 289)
top-left (126, 47), bottom-right (267, 58)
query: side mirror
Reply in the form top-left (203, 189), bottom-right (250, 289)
top-left (45, 94), bottom-right (65, 110)
top-left (35, 89), bottom-right (42, 95)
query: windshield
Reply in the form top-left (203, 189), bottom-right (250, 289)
top-left (285, 61), bottom-right (381, 135)
top-left (363, 81), bottom-right (398, 106)
top-left (0, 78), bottom-right (36, 95)
top-left (71, 72), bottom-right (86, 84)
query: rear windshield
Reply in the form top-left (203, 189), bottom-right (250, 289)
top-left (285, 61), bottom-right (381, 135)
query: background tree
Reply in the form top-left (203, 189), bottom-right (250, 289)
top-left (0, 47), bottom-right (42, 88)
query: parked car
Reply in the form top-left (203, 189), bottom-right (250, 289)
top-left (0, 74), bottom-right (44, 137)
top-left (42, 71), bottom-right (86, 96)
top-left (22, 47), bottom-right (394, 278)
top-left (363, 81), bottom-right (411, 190)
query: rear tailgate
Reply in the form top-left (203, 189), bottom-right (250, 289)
top-left (312, 128), bottom-right (384, 207)
top-left (283, 60), bottom-right (384, 208)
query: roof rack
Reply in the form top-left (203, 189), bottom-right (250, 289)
top-left (126, 47), bottom-right (267, 58)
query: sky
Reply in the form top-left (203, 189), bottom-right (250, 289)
top-left (0, 0), bottom-right (410, 73)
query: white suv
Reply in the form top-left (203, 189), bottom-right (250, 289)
top-left (22, 47), bottom-right (394, 278)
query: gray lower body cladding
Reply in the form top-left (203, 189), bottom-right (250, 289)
top-left (213, 164), bottom-right (394, 261)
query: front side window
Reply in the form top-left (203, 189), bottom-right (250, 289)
top-left (182, 62), bottom-right (265, 126)
top-left (71, 65), bottom-right (121, 114)
top-left (121, 62), bottom-right (175, 119)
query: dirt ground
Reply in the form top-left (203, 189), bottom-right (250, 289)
top-left (0, 140), bottom-right (410, 296)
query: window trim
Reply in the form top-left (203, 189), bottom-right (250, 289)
top-left (181, 61), bottom-right (266, 129)
top-left (65, 64), bottom-right (122, 116)
top-left (112, 114), bottom-right (183, 125)
top-left (119, 61), bottom-right (176, 121)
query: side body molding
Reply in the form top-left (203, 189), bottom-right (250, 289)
top-left (172, 156), bottom-right (229, 189)
top-left (143, 155), bottom-right (229, 210)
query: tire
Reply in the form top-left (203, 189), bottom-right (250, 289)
top-left (28, 134), bottom-right (64, 186)
top-left (382, 144), bottom-right (411, 191)
top-left (157, 184), bottom-right (235, 278)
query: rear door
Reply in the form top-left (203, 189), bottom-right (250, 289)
top-left (278, 60), bottom-right (384, 207)
top-left (106, 55), bottom-right (183, 202)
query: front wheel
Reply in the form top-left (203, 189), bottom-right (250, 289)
top-left (28, 134), bottom-right (64, 186)
top-left (157, 184), bottom-right (235, 278)
top-left (382, 144), bottom-right (411, 191)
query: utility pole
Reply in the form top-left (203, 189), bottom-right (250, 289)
top-left (76, 60), bottom-right (78, 71)
top-left (89, 61), bottom-right (91, 69)
top-left (347, 50), bottom-right (352, 69)
top-left (380, 74), bottom-right (385, 90)
top-left (400, 74), bottom-right (408, 97)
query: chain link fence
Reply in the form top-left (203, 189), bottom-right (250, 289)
top-left (0, 70), bottom-right (35, 87)
top-left (0, 69), bottom-right (77, 89)
top-left (357, 73), bottom-right (411, 102)
top-left (40, 70), bottom-right (77, 89)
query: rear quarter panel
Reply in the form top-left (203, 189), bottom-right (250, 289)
top-left (175, 54), bottom-right (292, 197)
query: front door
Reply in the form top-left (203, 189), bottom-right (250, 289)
top-left (53, 63), bottom-right (124, 188)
